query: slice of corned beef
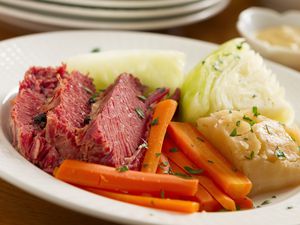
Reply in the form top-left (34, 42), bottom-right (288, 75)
top-left (77, 73), bottom-right (169, 170)
top-left (10, 65), bottom-right (95, 172)
top-left (10, 65), bottom-right (67, 171)
top-left (77, 74), bottom-right (147, 169)
top-left (45, 71), bottom-right (95, 160)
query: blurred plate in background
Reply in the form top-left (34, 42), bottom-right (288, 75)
top-left (0, 0), bottom-right (230, 31)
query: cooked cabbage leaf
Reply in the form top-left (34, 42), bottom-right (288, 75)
top-left (181, 38), bottom-right (294, 124)
top-left (65, 50), bottom-right (185, 92)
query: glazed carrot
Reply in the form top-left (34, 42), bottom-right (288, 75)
top-left (234, 197), bottom-right (254, 210)
top-left (167, 122), bottom-right (252, 199)
top-left (165, 142), bottom-right (236, 211)
top-left (169, 160), bottom-right (221, 212)
top-left (55, 160), bottom-right (198, 196)
top-left (156, 153), bottom-right (171, 174)
top-left (86, 188), bottom-right (200, 213)
top-left (141, 99), bottom-right (178, 173)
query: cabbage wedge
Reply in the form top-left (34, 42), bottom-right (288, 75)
top-left (181, 38), bottom-right (294, 124)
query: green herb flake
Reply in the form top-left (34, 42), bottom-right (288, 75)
top-left (230, 128), bottom-right (238, 137)
top-left (202, 60), bottom-right (205, 65)
top-left (142, 163), bottom-right (148, 168)
top-left (245, 151), bottom-right (255, 160)
top-left (252, 106), bottom-right (260, 117)
top-left (243, 137), bottom-right (249, 141)
top-left (236, 120), bottom-right (241, 127)
top-left (184, 166), bottom-right (203, 175)
top-left (229, 109), bottom-right (232, 114)
top-left (287, 206), bottom-right (293, 210)
top-left (155, 152), bottom-right (162, 157)
top-left (236, 41), bottom-right (246, 50)
top-left (261, 200), bottom-right (271, 205)
top-left (139, 140), bottom-right (148, 149)
top-left (173, 172), bottom-right (192, 179)
top-left (243, 115), bottom-right (256, 126)
top-left (151, 118), bottom-right (159, 126)
top-left (252, 94), bottom-right (256, 98)
top-left (135, 107), bottom-right (145, 119)
top-left (91, 47), bottom-right (101, 53)
top-left (169, 147), bottom-right (178, 153)
top-left (275, 148), bottom-right (286, 159)
top-left (236, 205), bottom-right (241, 211)
top-left (137, 95), bottom-right (147, 102)
top-left (272, 195), bottom-right (277, 199)
top-left (160, 190), bottom-right (165, 199)
top-left (116, 165), bottom-right (129, 173)
top-left (207, 160), bottom-right (214, 164)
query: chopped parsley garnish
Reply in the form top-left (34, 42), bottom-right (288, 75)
top-left (245, 151), bottom-right (254, 160)
top-left (230, 128), bottom-right (238, 137)
top-left (184, 166), bottom-right (203, 175)
top-left (272, 195), bottom-right (277, 199)
top-left (116, 165), bottom-right (129, 172)
top-left (173, 172), bottom-right (192, 179)
top-left (252, 94), bottom-right (256, 98)
top-left (155, 152), bottom-right (161, 157)
top-left (242, 115), bottom-right (256, 126)
top-left (169, 147), bottom-right (178, 153)
top-left (202, 60), bottom-right (205, 65)
top-left (236, 205), bottom-right (241, 211)
top-left (229, 109), bottom-right (232, 114)
top-left (160, 190), bottom-right (165, 199)
top-left (196, 136), bottom-right (205, 142)
top-left (88, 97), bottom-right (96, 104)
top-left (287, 206), bottom-right (293, 210)
top-left (135, 107), bottom-right (145, 119)
top-left (243, 137), bottom-right (249, 141)
top-left (207, 160), bottom-right (214, 164)
top-left (252, 106), bottom-right (260, 117)
top-left (161, 161), bottom-right (169, 167)
top-left (151, 118), bottom-right (159, 126)
top-left (137, 95), bottom-right (147, 102)
top-left (261, 200), bottom-right (271, 205)
top-left (142, 163), bottom-right (148, 168)
top-left (236, 120), bottom-right (241, 127)
top-left (83, 86), bottom-right (94, 94)
top-left (91, 47), bottom-right (101, 53)
top-left (265, 125), bottom-right (271, 135)
top-left (275, 148), bottom-right (286, 159)
top-left (236, 41), bottom-right (246, 50)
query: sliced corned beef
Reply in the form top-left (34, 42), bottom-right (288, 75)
top-left (45, 71), bottom-right (95, 160)
top-left (10, 65), bottom-right (66, 171)
top-left (77, 74), bottom-right (148, 169)
top-left (10, 65), bottom-right (95, 172)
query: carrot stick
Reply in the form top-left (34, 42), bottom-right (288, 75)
top-left (234, 197), bottom-right (254, 210)
top-left (55, 160), bottom-right (198, 196)
top-left (141, 99), bottom-right (178, 173)
top-left (167, 122), bottom-right (252, 199)
top-left (156, 153), bottom-right (171, 174)
top-left (169, 160), bottom-right (222, 212)
top-left (86, 188), bottom-right (200, 213)
top-left (164, 137), bottom-right (236, 211)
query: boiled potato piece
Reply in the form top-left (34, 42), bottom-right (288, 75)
top-left (197, 109), bottom-right (300, 195)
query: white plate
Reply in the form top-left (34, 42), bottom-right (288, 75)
top-left (36, 0), bottom-right (199, 8)
top-left (1, 0), bottom-right (221, 20)
top-left (0, 30), bottom-right (300, 225)
top-left (0, 1), bottom-right (229, 31)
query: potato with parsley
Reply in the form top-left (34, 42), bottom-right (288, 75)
top-left (197, 108), bottom-right (300, 195)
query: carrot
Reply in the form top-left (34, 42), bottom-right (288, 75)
top-left (167, 122), bottom-right (252, 199)
top-left (55, 160), bottom-right (198, 196)
top-left (86, 188), bottom-right (200, 213)
top-left (141, 99), bottom-right (178, 173)
top-left (156, 153), bottom-right (171, 174)
top-left (169, 160), bottom-right (221, 212)
top-left (234, 197), bottom-right (254, 210)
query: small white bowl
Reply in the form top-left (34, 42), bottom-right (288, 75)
top-left (237, 7), bottom-right (300, 71)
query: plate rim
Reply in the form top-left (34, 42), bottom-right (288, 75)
top-left (1, 30), bottom-right (300, 225)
